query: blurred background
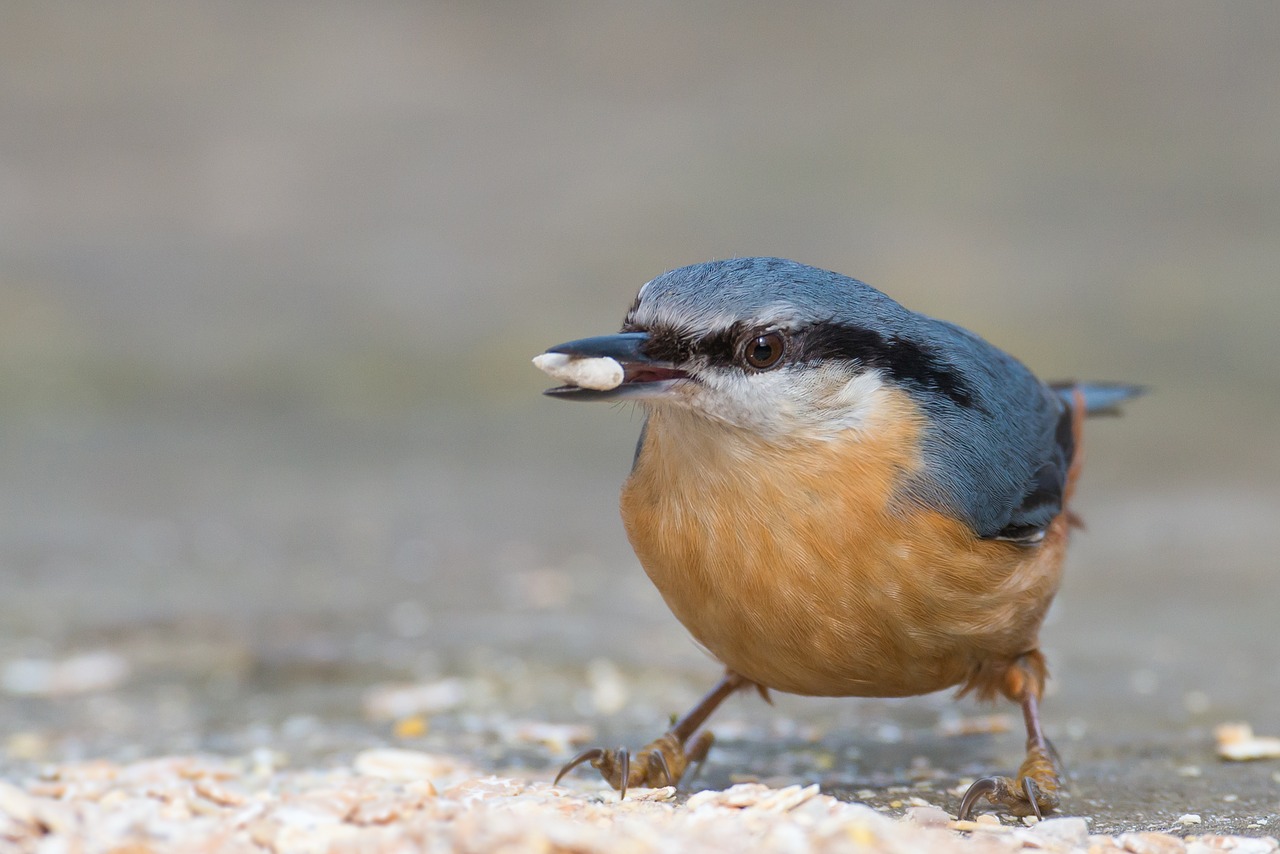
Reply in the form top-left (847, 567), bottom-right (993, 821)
top-left (1, 0), bottom-right (1277, 830)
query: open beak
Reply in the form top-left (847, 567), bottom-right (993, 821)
top-left (534, 332), bottom-right (688, 401)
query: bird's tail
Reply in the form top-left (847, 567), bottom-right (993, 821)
top-left (1051, 382), bottom-right (1147, 417)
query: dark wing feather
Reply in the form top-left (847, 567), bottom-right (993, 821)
top-left (990, 403), bottom-right (1074, 542)
top-left (985, 383), bottom-right (1144, 542)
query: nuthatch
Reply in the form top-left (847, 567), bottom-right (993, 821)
top-left (534, 257), bottom-right (1143, 818)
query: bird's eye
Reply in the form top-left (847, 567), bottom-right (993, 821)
top-left (743, 331), bottom-right (785, 370)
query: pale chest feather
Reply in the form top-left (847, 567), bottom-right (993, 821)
top-left (619, 401), bottom-right (1065, 698)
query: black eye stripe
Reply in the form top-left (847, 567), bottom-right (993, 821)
top-left (629, 320), bottom-right (975, 407)
top-left (628, 322), bottom-right (746, 366)
top-left (632, 323), bottom-right (792, 370)
top-left (797, 321), bottom-right (979, 410)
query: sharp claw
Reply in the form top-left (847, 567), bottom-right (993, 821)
top-left (554, 748), bottom-right (604, 786)
top-left (617, 747), bottom-right (630, 800)
top-left (959, 774), bottom-right (1054, 820)
top-left (1022, 777), bottom-right (1042, 820)
top-left (650, 749), bottom-right (672, 787)
top-left (958, 775), bottom-right (1000, 821)
top-left (555, 727), bottom-right (715, 795)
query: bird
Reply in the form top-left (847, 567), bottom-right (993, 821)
top-left (532, 257), bottom-right (1143, 819)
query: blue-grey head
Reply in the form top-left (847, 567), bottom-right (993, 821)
top-left (537, 257), bottom-right (1075, 540)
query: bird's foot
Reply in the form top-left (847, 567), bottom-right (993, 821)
top-left (957, 740), bottom-right (1061, 820)
top-left (554, 729), bottom-right (714, 798)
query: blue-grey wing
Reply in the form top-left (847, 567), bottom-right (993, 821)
top-left (903, 318), bottom-right (1073, 543)
top-left (991, 382), bottom-right (1147, 541)
top-left (988, 401), bottom-right (1075, 543)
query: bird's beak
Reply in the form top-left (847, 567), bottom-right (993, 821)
top-left (533, 332), bottom-right (688, 401)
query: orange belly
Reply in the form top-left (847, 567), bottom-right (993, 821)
top-left (620, 398), bottom-right (1066, 699)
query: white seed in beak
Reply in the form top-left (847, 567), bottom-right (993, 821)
top-left (532, 352), bottom-right (625, 391)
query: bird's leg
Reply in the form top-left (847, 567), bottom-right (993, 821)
top-left (555, 670), bottom-right (746, 797)
top-left (958, 658), bottom-right (1062, 820)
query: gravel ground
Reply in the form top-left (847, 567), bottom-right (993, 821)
top-left (1, 750), bottom-right (1276, 853)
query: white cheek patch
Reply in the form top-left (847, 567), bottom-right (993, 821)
top-left (532, 353), bottom-right (625, 391)
top-left (688, 366), bottom-right (892, 440)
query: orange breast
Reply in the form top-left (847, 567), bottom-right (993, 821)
top-left (620, 392), bottom-right (1066, 699)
